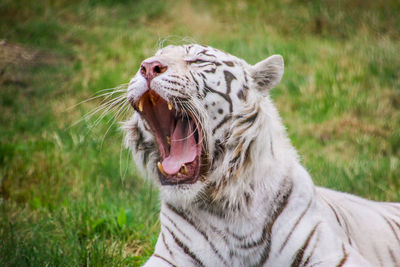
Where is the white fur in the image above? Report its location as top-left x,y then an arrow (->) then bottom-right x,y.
123,44 -> 400,266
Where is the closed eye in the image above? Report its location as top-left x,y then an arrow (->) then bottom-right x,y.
185,59 -> 210,64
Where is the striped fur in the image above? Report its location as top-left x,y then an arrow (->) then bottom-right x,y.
123,44 -> 400,266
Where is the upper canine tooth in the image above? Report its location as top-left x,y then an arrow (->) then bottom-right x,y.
157,162 -> 168,176
150,94 -> 156,106
168,102 -> 173,110
167,136 -> 171,145
138,98 -> 144,112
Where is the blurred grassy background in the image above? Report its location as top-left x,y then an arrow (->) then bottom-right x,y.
0,0 -> 399,265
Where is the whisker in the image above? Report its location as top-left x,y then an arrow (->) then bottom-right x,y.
98,100 -> 130,147
71,92 -> 127,128
80,103 -> 123,134
90,97 -> 128,132
119,136 -> 132,182
67,84 -> 128,111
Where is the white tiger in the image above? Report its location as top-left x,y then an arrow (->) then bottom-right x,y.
123,44 -> 400,266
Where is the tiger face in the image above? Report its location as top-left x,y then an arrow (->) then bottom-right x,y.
124,44 -> 284,205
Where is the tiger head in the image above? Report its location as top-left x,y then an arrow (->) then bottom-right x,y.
124,44 -> 285,207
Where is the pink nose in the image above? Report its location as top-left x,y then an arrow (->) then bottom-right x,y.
140,61 -> 168,83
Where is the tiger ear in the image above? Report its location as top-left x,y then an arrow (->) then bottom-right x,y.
251,55 -> 284,92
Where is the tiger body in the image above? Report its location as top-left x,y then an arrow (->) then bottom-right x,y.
123,44 -> 400,266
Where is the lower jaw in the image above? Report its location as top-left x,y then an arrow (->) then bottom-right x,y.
159,176 -> 199,185
158,161 -> 200,185
157,138 -> 203,186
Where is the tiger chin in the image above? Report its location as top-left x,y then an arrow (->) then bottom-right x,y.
122,44 -> 400,266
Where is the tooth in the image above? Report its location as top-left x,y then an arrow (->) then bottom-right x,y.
157,162 -> 168,176
167,136 -> 171,145
150,94 -> 156,106
181,164 -> 187,174
177,172 -> 183,177
168,102 -> 173,110
138,98 -> 144,112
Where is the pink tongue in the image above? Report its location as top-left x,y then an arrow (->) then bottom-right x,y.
161,119 -> 197,175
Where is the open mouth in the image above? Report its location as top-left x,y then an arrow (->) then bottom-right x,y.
132,90 -> 202,185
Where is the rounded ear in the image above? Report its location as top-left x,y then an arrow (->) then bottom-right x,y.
251,55 -> 284,92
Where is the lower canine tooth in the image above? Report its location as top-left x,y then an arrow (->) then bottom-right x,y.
168,102 -> 173,110
157,162 -> 168,176
181,164 -> 187,174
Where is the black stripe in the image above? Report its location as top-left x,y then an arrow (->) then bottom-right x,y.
336,244 -> 348,267
166,203 -> 198,228
334,205 -> 353,245
212,138 -> 226,164
222,61 -> 234,67
204,83 -> 233,112
153,254 -> 177,267
164,79 -> 185,87
238,110 -> 258,126
134,125 -> 155,164
229,140 -> 242,166
210,224 -> 230,246
212,114 -> 232,134
204,68 -> 216,73
391,219 -> 400,231
199,49 -> 216,58
270,137 -> 274,158
161,232 -> 174,259
141,141 -> 154,165
279,199 -> 313,253
161,211 -> 191,241
290,222 -> 321,267
388,247 -> 399,265
226,227 -> 248,241
242,139 -> 255,168
241,179 -> 293,249
164,225 -> 205,267
325,201 -> 343,227
342,209 -> 361,234
251,180 -> 294,266
196,197 -> 227,219
186,59 -> 210,65
382,216 -> 400,248
373,244 -> 384,266
243,70 -> 248,83
165,204 -> 228,265
189,71 -> 199,87
364,203 -> 400,254
223,70 -> 236,94
135,125 -> 144,151
237,89 -> 247,101
244,192 -> 252,207
162,85 -> 183,92
302,230 -> 320,266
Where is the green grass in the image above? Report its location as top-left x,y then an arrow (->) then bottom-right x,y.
0,0 -> 399,265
